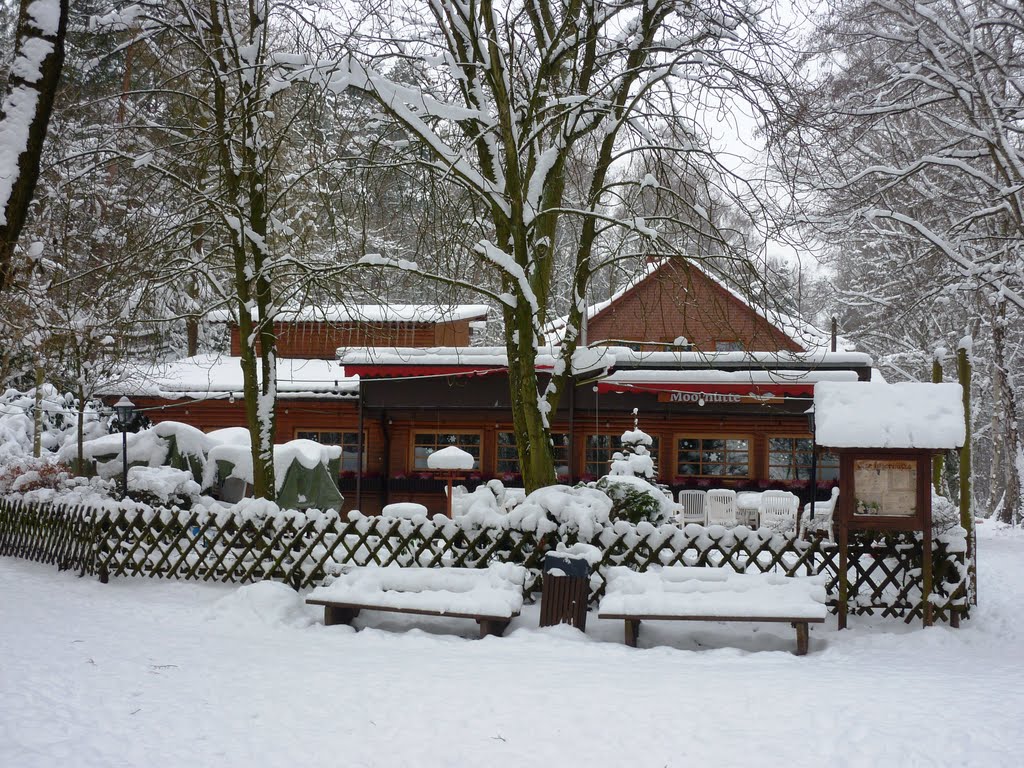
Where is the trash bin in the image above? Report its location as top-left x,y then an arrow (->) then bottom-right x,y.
539,552 -> 590,630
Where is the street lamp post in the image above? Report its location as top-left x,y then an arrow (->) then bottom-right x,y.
114,396 -> 136,499
807,407 -> 817,522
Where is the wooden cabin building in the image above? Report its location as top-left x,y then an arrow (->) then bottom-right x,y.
120,263 -> 871,514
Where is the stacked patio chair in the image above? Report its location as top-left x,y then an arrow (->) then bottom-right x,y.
758,490 -> 800,531
677,489 -> 707,525
705,489 -> 738,526
798,487 -> 839,541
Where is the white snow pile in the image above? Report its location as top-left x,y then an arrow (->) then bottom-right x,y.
152,421 -> 213,456
451,480 -> 525,523
202,439 -> 342,491
208,580 -> 318,629
127,466 -> 202,506
814,381 -> 966,449
206,427 -> 252,446
55,420 -> 209,477
426,445 -> 475,471
308,563 -> 527,618
381,502 -> 431,519
598,566 -> 829,619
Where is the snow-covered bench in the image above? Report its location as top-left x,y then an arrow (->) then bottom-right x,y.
597,566 -> 828,655
306,563 -> 527,638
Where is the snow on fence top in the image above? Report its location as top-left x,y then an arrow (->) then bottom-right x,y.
814,382 -> 965,449
427,445 -> 475,471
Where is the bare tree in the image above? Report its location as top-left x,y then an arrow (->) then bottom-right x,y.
332,0 -> 797,491
787,0 -> 1024,523
88,0 -> 376,499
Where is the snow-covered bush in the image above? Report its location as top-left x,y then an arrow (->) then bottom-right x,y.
507,485 -> 614,538
451,479 -> 526,522
127,467 -> 203,509
608,416 -> 656,480
596,474 -> 678,525
597,412 -> 677,524
932,492 -> 963,535
0,457 -> 74,494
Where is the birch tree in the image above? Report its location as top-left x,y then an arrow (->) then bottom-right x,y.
333,0 -> 796,491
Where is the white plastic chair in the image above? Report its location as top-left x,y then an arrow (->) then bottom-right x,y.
705,489 -> 738,526
799,487 -> 839,540
758,490 -> 800,531
677,489 -> 707,525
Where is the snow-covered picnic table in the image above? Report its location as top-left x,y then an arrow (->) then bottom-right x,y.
598,566 -> 829,655
306,563 -> 527,638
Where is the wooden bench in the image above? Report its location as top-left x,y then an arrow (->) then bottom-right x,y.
306,563 -> 527,639
598,566 -> 828,655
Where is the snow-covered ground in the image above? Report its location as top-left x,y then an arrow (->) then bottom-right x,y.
2,523 -> 1022,768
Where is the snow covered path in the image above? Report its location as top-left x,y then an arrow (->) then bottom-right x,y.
2,524 -> 1022,768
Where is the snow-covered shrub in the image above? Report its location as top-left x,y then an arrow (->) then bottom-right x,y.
507,485 -> 613,538
608,417 -> 656,480
597,412 -> 677,524
596,474 -> 677,525
0,457 -> 74,494
932,492 -> 963,535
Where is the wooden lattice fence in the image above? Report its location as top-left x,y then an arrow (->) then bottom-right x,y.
0,496 -> 968,623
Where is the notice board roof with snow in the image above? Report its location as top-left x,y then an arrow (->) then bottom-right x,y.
814,382 -> 965,450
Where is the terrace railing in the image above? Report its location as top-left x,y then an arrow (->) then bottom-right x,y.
0,496 -> 969,624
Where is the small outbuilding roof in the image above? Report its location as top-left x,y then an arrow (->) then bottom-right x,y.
813,382 -> 965,450
207,304 -> 490,324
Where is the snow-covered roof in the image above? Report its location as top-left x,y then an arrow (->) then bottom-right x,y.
602,368 -> 861,387
207,304 -> 490,324
814,382 -> 965,449
595,348 -> 873,370
339,345 -> 870,371
107,355 -> 359,401
545,258 -> 846,352
338,346 -> 617,376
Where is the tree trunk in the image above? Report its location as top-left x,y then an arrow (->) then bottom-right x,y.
932,357 -> 943,494
991,305 -> 1023,525
31,363 -> 43,458
207,0 -> 277,500
505,303 -> 555,492
0,0 -> 68,294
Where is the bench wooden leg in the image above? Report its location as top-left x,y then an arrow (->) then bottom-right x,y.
324,606 -> 360,626
625,619 -> 641,648
792,621 -> 809,655
477,619 -> 510,638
